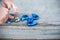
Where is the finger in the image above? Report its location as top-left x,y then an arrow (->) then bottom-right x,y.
8,14 -> 14,19
2,2 -> 12,10
11,3 -> 19,13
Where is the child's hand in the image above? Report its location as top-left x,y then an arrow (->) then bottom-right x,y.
0,0 -> 19,24
2,0 -> 18,13
0,7 -> 14,24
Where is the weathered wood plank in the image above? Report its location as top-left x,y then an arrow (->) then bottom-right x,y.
0,25 -> 60,39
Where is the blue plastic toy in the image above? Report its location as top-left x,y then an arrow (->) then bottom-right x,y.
21,13 -> 39,26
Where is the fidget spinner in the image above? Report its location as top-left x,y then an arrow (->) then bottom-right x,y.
21,14 -> 39,26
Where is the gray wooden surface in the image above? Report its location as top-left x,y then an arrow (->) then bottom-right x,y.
0,0 -> 60,39
0,25 -> 60,39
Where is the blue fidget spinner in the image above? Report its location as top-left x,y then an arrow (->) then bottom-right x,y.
21,14 -> 39,26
